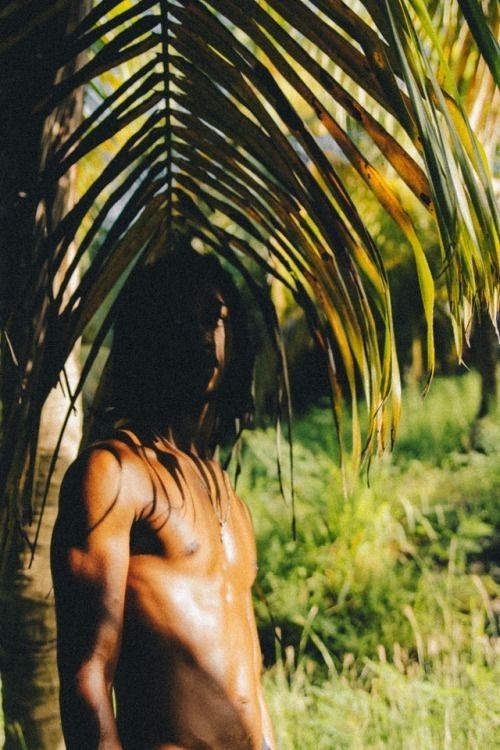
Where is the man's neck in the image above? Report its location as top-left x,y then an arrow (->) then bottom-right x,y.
158,400 -> 217,459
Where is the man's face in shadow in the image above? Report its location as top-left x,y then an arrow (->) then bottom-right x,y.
196,285 -> 232,395
168,284 -> 233,403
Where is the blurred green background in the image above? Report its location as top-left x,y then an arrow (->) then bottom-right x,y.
241,372 -> 499,749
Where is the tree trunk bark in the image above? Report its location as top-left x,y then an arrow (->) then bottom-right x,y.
406,331 -> 424,385
0,364 -> 82,749
0,2 -> 89,746
476,315 -> 498,419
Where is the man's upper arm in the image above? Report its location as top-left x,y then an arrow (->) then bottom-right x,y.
51,445 -> 135,685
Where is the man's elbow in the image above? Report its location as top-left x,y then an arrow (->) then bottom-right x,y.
60,660 -> 111,708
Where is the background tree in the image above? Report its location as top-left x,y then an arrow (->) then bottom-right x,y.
0,0 -> 498,747
0,3 -> 90,746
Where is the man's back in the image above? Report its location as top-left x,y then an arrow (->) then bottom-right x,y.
51,431 -> 272,750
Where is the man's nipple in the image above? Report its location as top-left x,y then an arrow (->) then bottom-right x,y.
185,540 -> 200,556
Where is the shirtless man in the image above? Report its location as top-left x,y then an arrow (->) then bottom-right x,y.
51,246 -> 275,750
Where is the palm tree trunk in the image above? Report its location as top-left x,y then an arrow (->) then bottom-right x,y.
0,367 -> 82,749
0,2 -> 89,746
476,315 -> 498,419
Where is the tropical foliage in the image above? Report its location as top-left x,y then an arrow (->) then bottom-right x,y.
0,2 -> 498,747
1,0 -> 498,563
243,373 -> 499,749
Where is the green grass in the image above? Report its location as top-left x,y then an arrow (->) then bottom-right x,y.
237,372 -> 499,749
263,654 -> 499,749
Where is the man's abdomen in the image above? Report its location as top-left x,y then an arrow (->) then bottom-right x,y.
115,559 -> 261,749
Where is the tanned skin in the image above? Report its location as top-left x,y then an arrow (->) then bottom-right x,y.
51,290 -> 275,750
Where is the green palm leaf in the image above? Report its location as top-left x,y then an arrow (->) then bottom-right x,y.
456,0 -> 500,85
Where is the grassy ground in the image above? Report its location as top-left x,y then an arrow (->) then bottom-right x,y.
237,373 -> 499,749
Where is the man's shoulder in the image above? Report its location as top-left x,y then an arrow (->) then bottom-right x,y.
67,434 -> 132,483
65,430 -> 182,509
60,433 -> 150,516
70,428 -> 154,477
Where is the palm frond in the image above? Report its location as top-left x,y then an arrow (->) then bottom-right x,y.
1,0 -> 498,562
456,0 -> 500,85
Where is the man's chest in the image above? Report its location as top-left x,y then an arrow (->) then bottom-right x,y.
128,455 -> 257,589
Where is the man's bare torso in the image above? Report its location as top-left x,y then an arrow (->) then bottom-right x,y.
115,432 -> 262,749
52,431 -> 271,750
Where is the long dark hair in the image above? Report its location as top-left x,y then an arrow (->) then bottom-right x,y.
108,243 -> 254,448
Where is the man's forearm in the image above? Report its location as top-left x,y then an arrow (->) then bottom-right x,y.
60,678 -> 122,750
